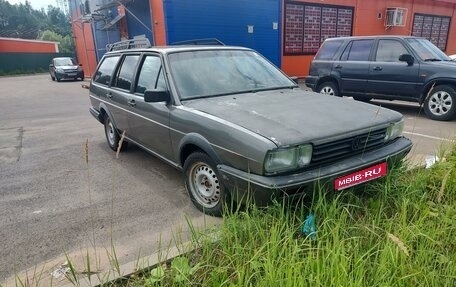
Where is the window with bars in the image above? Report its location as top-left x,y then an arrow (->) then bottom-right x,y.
284,1 -> 354,55
412,13 -> 451,51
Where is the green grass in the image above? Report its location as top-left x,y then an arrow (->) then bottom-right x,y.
123,143 -> 456,287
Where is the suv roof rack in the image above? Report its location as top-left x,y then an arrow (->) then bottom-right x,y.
106,38 -> 152,52
171,38 -> 225,46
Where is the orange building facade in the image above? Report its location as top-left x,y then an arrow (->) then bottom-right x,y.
70,0 -> 456,78
282,0 -> 456,77
0,37 -> 59,53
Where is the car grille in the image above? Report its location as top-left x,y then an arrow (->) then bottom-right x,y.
311,128 -> 387,165
64,69 -> 78,73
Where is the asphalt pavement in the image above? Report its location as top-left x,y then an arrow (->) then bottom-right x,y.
0,74 -> 454,286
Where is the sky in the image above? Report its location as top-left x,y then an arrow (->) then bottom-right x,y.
6,0 -> 57,10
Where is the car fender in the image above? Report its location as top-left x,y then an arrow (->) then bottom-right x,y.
177,133 -> 221,166
421,77 -> 456,103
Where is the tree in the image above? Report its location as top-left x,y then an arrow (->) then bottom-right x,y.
0,0 -> 74,52
38,29 -> 74,53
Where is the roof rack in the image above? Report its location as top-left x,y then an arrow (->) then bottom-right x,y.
106,38 -> 151,52
171,38 -> 225,46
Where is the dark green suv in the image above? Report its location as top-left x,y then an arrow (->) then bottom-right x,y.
305,36 -> 456,121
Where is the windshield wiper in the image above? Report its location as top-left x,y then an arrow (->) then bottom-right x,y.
180,86 -> 298,101
424,58 -> 442,62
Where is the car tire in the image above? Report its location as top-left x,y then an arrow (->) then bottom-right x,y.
50,74 -> 55,81
183,152 -> 229,217
424,85 -> 456,121
56,76 -> 61,82
353,96 -> 371,103
318,82 -> 339,97
104,116 -> 121,151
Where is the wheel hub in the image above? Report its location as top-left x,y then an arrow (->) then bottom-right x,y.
429,91 -> 452,115
190,163 -> 220,208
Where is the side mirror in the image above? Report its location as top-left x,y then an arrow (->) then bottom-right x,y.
79,63 -> 83,66
144,90 -> 170,103
399,54 -> 414,65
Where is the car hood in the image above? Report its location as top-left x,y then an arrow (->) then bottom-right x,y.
56,65 -> 79,69
183,89 -> 403,146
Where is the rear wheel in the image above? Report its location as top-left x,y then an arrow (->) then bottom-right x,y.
424,85 -> 456,121
318,82 -> 339,97
104,116 -> 121,151
183,152 -> 229,217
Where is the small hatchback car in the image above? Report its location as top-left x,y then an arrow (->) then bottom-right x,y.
306,36 -> 456,121
49,57 -> 84,82
89,42 -> 412,216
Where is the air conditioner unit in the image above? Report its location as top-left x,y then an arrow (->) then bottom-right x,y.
385,8 -> 407,27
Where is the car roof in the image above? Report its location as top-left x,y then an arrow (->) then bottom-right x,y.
324,35 -> 421,42
103,45 -> 253,56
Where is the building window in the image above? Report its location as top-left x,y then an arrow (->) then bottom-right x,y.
412,14 -> 451,51
284,1 -> 353,55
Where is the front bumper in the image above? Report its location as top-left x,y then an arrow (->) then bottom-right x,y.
56,71 -> 84,79
217,137 -> 412,205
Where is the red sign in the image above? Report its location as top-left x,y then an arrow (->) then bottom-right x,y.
335,162 -> 387,190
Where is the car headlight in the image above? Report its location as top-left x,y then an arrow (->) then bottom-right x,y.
264,144 -> 312,173
384,120 -> 404,142
55,68 -> 64,73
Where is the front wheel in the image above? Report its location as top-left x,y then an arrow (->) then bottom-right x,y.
318,82 -> 339,97
183,152 -> 229,217
424,85 -> 456,121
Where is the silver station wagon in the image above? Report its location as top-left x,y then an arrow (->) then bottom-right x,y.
89,42 -> 412,216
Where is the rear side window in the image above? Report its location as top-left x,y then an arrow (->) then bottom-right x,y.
113,55 -> 140,90
315,40 -> 343,60
135,55 -> 166,94
341,40 -> 374,61
93,56 -> 120,85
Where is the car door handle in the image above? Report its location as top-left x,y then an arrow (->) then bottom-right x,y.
127,99 -> 136,107
106,93 -> 113,99
373,66 -> 383,71
335,64 -> 342,69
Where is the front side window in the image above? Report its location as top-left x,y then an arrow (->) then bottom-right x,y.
284,2 -> 353,55
168,50 -> 295,100
113,55 -> 140,91
93,56 -> 120,85
342,40 -> 374,61
375,40 -> 408,62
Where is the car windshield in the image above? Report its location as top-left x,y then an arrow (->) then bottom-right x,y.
168,50 -> 296,100
55,58 -> 77,66
406,38 -> 451,61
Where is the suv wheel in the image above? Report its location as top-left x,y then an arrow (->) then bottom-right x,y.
183,152 -> 228,217
424,85 -> 456,121
104,116 -> 121,151
318,82 -> 339,97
